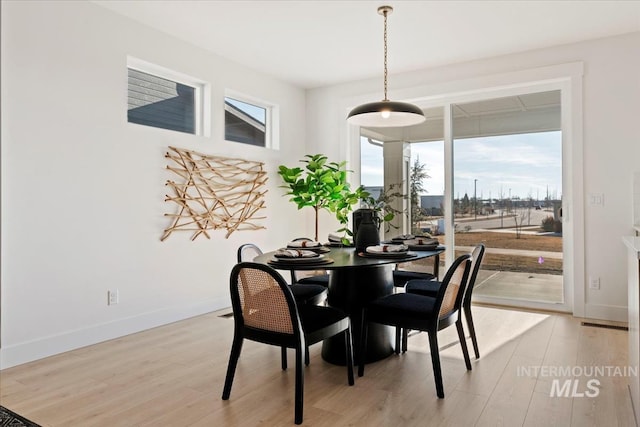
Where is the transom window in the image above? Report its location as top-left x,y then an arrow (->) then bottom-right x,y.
225,95 -> 271,147
127,57 -> 208,136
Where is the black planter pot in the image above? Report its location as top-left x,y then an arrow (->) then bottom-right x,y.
353,208 -> 381,251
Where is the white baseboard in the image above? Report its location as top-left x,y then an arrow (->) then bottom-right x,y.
0,298 -> 229,370
584,303 -> 628,323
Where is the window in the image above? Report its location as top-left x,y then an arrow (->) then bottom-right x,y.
127,57 -> 208,135
225,95 -> 271,147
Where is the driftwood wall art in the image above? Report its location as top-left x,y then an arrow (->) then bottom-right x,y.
161,146 -> 267,241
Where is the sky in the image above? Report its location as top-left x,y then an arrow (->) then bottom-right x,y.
225,97 -> 265,124
361,131 -> 562,201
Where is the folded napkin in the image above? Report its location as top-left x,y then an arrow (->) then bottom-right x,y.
274,248 -> 319,258
328,233 -> 342,242
287,239 -> 321,248
366,244 -> 408,254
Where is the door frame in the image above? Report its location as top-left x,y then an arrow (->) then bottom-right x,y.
349,62 -> 584,315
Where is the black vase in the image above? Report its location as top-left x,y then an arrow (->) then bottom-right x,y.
353,208 -> 380,251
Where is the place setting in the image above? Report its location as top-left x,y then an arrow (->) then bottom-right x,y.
358,243 -> 417,259
389,234 -> 441,251
268,247 -> 334,267
286,238 -> 331,253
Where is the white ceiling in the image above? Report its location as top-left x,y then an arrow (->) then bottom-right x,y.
93,0 -> 640,89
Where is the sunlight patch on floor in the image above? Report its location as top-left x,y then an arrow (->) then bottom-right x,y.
406,306 -> 551,359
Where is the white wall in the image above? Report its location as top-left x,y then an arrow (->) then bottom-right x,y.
307,32 -> 640,322
0,1 -> 315,368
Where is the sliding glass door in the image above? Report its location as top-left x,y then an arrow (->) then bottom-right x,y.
360,88 -> 570,311
451,91 -> 563,305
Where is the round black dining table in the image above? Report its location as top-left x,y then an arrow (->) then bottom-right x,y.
253,245 -> 445,365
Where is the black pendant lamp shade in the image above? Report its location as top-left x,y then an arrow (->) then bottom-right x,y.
347,100 -> 426,127
347,6 -> 425,128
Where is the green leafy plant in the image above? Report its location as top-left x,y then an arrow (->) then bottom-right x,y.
278,154 -> 365,242
358,183 -> 406,233
410,156 -> 430,234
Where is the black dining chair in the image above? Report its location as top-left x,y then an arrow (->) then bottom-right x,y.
393,263 -> 437,286
392,252 -> 440,288
405,244 -> 485,358
358,253 -> 472,398
237,243 -> 327,367
222,262 -> 354,425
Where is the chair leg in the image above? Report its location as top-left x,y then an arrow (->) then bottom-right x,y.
402,328 -> 408,353
464,305 -> 480,359
294,345 -> 305,425
305,345 -> 310,366
427,330 -> 444,398
395,327 -> 401,354
358,310 -> 369,377
281,346 -> 288,370
344,327 -> 355,385
222,333 -> 244,400
456,319 -> 472,371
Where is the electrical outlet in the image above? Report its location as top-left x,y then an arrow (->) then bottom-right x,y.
589,277 -> 600,290
108,289 -> 119,305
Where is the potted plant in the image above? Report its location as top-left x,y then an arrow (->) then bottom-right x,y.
358,183 -> 405,232
351,183 -> 406,250
278,154 -> 365,242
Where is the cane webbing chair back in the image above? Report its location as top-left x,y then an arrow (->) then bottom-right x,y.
438,259 -> 469,319
236,265 -> 294,334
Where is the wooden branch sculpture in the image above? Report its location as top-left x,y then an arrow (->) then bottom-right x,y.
161,146 -> 267,241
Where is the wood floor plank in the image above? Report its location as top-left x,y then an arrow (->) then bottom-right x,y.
0,306 -> 633,426
523,390 -> 573,427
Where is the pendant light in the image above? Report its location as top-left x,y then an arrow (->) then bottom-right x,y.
347,5 -> 425,128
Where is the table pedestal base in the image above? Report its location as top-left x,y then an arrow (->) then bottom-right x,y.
321,265 -> 394,365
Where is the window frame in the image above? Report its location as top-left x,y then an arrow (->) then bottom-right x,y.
224,90 -> 277,149
127,56 -> 210,137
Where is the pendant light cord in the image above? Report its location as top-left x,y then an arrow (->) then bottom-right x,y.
382,8 -> 389,101
346,5 -> 425,127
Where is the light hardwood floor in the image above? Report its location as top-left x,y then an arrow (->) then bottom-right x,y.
1,306 -> 635,426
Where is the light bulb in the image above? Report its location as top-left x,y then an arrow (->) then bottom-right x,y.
381,110 -> 391,119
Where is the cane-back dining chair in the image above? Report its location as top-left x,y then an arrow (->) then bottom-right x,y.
392,256 -> 439,288
222,262 -> 354,424
404,244 -> 485,358
358,253 -> 472,398
237,243 -> 327,367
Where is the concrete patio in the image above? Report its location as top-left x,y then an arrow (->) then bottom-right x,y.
472,269 -> 563,304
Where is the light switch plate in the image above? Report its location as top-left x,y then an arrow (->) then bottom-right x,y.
589,193 -> 604,206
